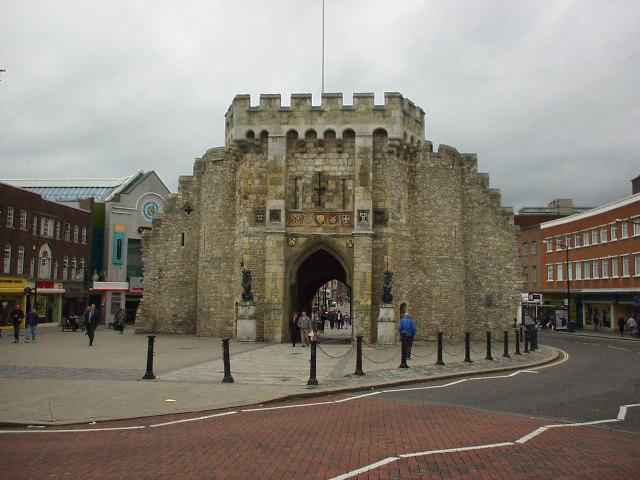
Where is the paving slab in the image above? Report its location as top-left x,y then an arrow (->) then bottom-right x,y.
0,326 -> 558,425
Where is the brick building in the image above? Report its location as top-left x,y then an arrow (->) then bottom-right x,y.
540,193 -> 640,330
0,183 -> 92,328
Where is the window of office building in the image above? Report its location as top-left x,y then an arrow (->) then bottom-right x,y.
602,258 -> 609,278
568,261 -> 573,281
621,221 -> 628,239
19,209 -> 27,230
556,263 -> 563,281
610,223 -> 617,241
522,242 -> 528,256
17,244 -> 24,274
622,255 -> 630,277
523,266 -> 528,282
600,226 -> 607,243
32,216 -> 38,235
547,264 -> 553,281
583,231 -> 590,247
575,261 -> 582,280
583,260 -> 591,279
65,223 -> 70,241
574,233 -> 581,248
531,241 -> 537,255
545,238 -> 552,253
612,256 -> 619,278
3,243 -> 11,273
73,225 -> 79,243
591,228 -> 598,244
555,237 -> 562,251
592,259 -> 599,279
634,254 -> 640,277
532,265 -> 538,282
633,217 -> 640,236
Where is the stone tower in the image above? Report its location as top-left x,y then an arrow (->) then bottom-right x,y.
136,93 -> 520,342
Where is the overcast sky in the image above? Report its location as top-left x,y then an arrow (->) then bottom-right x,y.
1,0 -> 639,211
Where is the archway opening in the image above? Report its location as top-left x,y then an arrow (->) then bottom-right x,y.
312,279 -> 352,343
289,248 -> 352,344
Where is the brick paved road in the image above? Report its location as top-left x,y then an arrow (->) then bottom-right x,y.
1,334 -> 638,479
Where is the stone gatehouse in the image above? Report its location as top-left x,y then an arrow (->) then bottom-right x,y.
136,92 -> 520,342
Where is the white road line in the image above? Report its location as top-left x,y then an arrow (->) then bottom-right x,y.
329,403 -> 640,479
0,425 -> 145,434
607,346 -> 631,351
400,441 -> 514,459
383,379 -> 468,393
242,401 -> 334,412
333,391 -> 380,403
328,456 -> 399,480
149,411 -> 237,427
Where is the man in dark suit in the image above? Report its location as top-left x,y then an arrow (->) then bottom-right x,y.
88,304 -> 100,346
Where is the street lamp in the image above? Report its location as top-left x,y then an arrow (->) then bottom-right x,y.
543,237 -> 572,329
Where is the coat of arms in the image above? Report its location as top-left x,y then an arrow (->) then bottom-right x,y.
328,213 -> 339,225
315,213 -> 326,225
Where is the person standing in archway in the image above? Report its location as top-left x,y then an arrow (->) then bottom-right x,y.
289,311 -> 300,347
298,311 -> 311,347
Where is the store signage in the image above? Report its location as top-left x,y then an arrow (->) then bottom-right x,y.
129,277 -> 144,293
35,280 -> 55,289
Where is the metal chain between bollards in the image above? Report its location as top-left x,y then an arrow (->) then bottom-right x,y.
361,349 -> 401,364
316,343 -> 355,359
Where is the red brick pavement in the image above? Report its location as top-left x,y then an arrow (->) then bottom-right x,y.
1,397 -> 637,480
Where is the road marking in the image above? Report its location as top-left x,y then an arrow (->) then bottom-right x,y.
329,456 -> 399,480
333,391 -> 380,403
149,410 -> 237,427
607,346 -> 631,351
329,403 -> 640,479
526,348 -> 569,371
0,425 -> 145,434
399,441 -> 514,458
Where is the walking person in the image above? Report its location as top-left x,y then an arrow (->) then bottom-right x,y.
10,303 -> 24,343
114,307 -> 126,333
25,307 -> 38,343
627,315 -> 637,338
87,304 -> 100,346
298,311 -> 311,347
398,312 -> 416,359
617,316 -> 625,337
289,311 -> 299,347
82,305 -> 91,331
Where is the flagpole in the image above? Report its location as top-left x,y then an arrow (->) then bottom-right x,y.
321,0 -> 325,94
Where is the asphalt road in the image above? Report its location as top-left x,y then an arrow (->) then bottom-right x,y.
379,332 -> 640,433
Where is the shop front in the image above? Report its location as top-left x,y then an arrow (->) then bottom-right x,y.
62,281 -> 89,320
92,281 -> 129,325
126,277 -> 143,324
581,292 -> 640,332
0,275 -> 26,329
31,280 -> 64,324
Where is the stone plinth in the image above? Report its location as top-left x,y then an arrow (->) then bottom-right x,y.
237,302 -> 257,342
377,304 -> 396,344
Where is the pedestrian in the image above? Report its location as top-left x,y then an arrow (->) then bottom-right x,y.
311,313 -> 321,343
289,311 -> 299,347
593,312 -> 600,331
83,305 -> 91,331
10,303 -> 24,343
87,304 -> 100,346
617,316 -> 625,337
114,307 -> 126,333
627,316 -> 637,338
297,310 -> 311,347
398,312 -> 417,359
25,307 -> 38,343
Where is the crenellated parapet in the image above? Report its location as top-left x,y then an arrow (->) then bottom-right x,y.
225,92 -> 425,147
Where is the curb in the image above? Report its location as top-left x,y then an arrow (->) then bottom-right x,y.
0,347 -> 561,429
541,330 -> 639,343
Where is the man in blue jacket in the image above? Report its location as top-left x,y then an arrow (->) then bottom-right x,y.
398,313 -> 417,359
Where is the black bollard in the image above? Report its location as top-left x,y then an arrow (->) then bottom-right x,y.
485,331 -> 493,360
464,332 -> 472,363
532,329 -> 538,351
436,331 -> 445,366
503,331 -> 510,358
354,336 -> 364,376
399,333 -> 408,368
143,335 -> 156,380
515,329 -> 521,355
524,329 -> 530,353
222,338 -> 234,383
308,340 -> 319,385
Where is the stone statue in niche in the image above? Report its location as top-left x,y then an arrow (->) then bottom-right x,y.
241,263 -> 253,302
382,271 -> 393,304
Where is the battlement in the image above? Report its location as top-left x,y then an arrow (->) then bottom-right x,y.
225,92 -> 425,146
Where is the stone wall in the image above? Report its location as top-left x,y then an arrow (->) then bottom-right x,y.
137,93 -> 519,343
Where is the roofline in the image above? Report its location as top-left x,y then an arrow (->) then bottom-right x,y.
540,193 -> 640,230
103,170 -> 144,202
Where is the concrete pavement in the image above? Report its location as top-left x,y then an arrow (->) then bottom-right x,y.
0,325 -> 557,425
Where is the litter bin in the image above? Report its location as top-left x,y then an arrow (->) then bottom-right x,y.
568,321 -> 576,332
